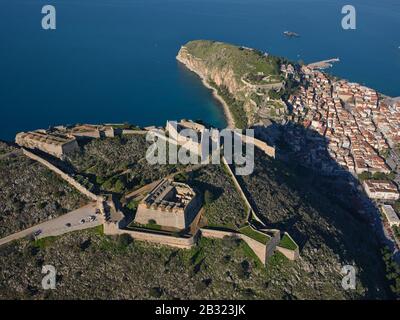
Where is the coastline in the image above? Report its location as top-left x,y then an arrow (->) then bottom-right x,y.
176,56 -> 236,129
200,77 -> 236,129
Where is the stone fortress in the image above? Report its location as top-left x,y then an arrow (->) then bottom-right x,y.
14,124 -> 135,159
15,130 -> 79,159
11,120 -> 299,266
134,179 -> 201,230
165,119 -> 276,159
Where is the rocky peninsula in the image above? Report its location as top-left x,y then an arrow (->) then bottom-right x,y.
177,40 -> 292,128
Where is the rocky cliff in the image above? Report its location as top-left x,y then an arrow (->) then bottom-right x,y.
177,40 -> 289,128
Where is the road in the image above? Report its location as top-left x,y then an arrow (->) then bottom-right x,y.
0,202 -> 102,247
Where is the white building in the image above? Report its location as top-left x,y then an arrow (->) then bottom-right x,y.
363,180 -> 400,201
381,205 -> 400,227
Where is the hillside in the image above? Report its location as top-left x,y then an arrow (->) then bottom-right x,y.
0,136 -> 394,299
0,142 -> 87,238
177,40 -> 295,128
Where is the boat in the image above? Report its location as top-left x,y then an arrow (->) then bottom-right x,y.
284,31 -> 300,38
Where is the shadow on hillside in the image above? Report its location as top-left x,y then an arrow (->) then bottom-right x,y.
235,121 -> 398,298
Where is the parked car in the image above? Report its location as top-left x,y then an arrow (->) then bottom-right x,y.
33,230 -> 42,238
95,209 -> 101,215
65,223 -> 72,228
89,215 -> 96,222
80,219 -> 85,225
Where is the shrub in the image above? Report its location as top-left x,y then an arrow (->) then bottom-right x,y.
149,287 -> 163,298
118,234 -> 133,247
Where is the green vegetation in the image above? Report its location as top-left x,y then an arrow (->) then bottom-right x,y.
90,224 -> 104,236
209,81 -> 248,128
99,234 -> 134,254
174,172 -> 189,183
393,200 -> 400,214
67,135 -> 186,195
266,251 -> 289,268
117,234 -> 134,247
239,225 -> 269,244
381,247 -> 400,298
240,241 -> 263,268
357,171 -> 396,182
128,220 -> 163,232
33,236 -> 57,249
146,220 -> 162,231
279,234 -> 298,251
190,165 -> 247,228
183,40 -> 298,125
185,40 -> 281,80
0,221 -> 381,299
393,226 -> 400,241
126,199 -> 139,212
380,148 -> 391,159
268,89 -> 284,100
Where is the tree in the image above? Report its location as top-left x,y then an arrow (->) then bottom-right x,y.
114,177 -> 126,193
381,247 -> 400,298
357,172 -> 372,181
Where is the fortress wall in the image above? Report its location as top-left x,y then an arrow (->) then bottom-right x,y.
61,140 -> 80,155
200,228 -> 268,265
200,228 -> 238,239
237,133 -> 275,158
253,139 -> 276,158
122,130 -> 148,135
239,234 -> 267,264
22,149 -> 99,201
16,133 -> 80,159
266,230 -> 281,261
72,131 -> 101,139
166,121 -> 202,155
275,232 -> 300,261
221,156 -> 258,219
104,223 -> 197,249
276,246 -> 300,261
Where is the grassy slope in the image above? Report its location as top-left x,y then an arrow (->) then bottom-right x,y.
0,140 -> 391,299
0,228 -> 362,300
184,40 -> 282,81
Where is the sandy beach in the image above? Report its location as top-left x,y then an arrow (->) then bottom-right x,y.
176,57 -> 236,129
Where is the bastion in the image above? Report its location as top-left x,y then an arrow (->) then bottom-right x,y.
134,179 -> 201,230
15,130 -> 79,159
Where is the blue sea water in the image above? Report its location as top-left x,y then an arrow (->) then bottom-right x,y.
0,0 -> 399,140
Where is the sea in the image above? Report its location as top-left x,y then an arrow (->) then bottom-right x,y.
0,0 -> 399,140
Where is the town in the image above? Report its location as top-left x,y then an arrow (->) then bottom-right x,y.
284,62 -> 400,251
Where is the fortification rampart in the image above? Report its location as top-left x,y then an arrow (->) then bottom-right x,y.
200,228 -> 276,265
276,233 -> 300,261
104,223 -> 198,249
22,148 -> 99,201
276,246 -> 300,261
221,156 -> 263,223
